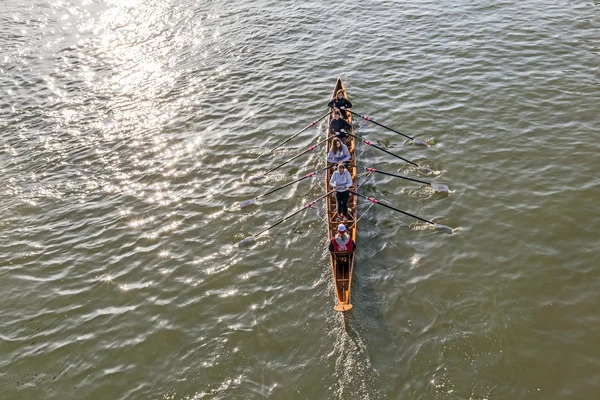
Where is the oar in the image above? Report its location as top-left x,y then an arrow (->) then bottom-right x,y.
249,135 -> 334,182
345,132 -> 433,173
348,190 -> 454,233
350,111 -> 428,146
238,190 -> 335,246
262,112 -> 330,156
240,166 -> 330,208
348,164 -> 449,192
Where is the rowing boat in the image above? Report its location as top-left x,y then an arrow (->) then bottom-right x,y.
238,79 -> 454,314
327,78 -> 357,312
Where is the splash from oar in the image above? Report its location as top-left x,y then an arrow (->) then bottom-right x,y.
348,190 -> 454,233
237,190 -> 335,246
350,111 -> 429,146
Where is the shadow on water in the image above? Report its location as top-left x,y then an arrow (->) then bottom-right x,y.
324,238 -> 393,400
344,250 -> 390,339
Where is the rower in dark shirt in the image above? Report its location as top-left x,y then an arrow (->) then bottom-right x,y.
327,89 -> 353,121
329,110 -> 352,145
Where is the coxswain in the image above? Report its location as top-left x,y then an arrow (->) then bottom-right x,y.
327,89 -> 353,121
329,163 -> 352,221
329,110 -> 352,145
329,224 -> 355,252
327,137 -> 350,165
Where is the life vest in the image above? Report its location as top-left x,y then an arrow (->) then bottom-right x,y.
331,234 -> 354,252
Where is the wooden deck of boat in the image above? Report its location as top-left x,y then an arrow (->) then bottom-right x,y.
326,78 -> 357,313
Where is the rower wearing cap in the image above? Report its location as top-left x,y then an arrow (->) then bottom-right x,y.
329,162 -> 353,221
329,224 -> 355,252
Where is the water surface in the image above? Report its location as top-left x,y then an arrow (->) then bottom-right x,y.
1,0 -> 599,399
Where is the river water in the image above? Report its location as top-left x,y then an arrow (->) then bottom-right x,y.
1,1 -> 599,399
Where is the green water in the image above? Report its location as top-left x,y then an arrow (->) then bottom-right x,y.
1,0 -> 599,399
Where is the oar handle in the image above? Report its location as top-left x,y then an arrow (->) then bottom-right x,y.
252,190 -> 335,237
350,111 -> 416,141
267,112 -> 329,154
348,190 -> 434,225
346,132 -> 420,168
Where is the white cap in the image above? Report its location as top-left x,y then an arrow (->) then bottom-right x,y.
337,224 -> 347,232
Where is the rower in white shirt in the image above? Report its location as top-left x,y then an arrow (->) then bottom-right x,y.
327,138 -> 350,165
329,163 -> 353,221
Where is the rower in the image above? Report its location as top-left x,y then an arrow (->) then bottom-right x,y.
329,163 -> 352,221
329,109 -> 352,145
327,137 -> 350,165
328,89 -> 353,121
329,224 -> 355,252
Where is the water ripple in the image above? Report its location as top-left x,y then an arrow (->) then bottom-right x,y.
1,0 -> 600,399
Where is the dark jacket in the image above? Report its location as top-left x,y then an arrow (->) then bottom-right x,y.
329,118 -> 352,139
328,97 -> 353,119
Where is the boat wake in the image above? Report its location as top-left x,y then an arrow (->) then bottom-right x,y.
328,319 -> 382,400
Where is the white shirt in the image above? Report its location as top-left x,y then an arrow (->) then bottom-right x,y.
329,170 -> 352,192
327,144 -> 350,164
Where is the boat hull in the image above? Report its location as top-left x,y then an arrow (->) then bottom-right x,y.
326,78 -> 357,312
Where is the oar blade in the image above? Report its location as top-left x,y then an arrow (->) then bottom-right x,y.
419,166 -> 434,174
239,199 -> 255,208
413,138 -> 429,147
433,223 -> 454,234
430,183 -> 449,193
237,236 -> 256,247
